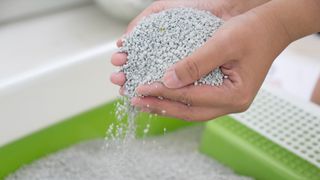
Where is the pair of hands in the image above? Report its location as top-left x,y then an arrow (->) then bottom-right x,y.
110,0 -> 308,121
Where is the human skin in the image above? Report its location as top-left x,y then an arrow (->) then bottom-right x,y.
110,0 -> 270,67
311,77 -> 320,105
111,0 -> 320,121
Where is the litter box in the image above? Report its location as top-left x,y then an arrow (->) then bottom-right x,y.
1,87 -> 320,180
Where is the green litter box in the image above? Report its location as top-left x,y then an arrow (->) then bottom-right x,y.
1,89 -> 320,180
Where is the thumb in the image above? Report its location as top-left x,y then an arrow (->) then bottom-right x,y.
162,35 -> 229,88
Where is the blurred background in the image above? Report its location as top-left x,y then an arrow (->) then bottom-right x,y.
0,0 -> 319,146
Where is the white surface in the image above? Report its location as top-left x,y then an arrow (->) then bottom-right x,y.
289,34 -> 320,60
0,5 -> 125,86
265,35 -> 320,101
0,5 -> 125,146
0,0 -> 91,24
95,0 -> 151,22
232,86 -> 320,168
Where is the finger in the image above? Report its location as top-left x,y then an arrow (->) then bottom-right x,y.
131,96 -> 226,121
110,72 -> 126,86
136,81 -> 234,107
162,28 -> 232,89
116,39 -> 123,47
126,0 -> 201,33
119,87 -> 125,96
111,53 -> 127,66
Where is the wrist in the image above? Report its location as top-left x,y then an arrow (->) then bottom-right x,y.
236,4 -> 292,64
220,0 -> 270,17
258,0 -> 320,41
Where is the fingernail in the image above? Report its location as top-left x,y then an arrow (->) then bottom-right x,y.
163,70 -> 182,88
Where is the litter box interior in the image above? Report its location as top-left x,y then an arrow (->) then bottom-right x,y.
1,90 -> 320,180
0,99 -> 194,179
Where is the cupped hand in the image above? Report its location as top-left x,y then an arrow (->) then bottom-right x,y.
110,0 -> 294,121
110,0 -> 270,89
132,8 -> 291,121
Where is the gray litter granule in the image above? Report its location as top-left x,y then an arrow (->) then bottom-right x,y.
120,8 -> 224,98
6,126 -> 251,180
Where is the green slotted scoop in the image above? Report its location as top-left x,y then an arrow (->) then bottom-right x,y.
200,89 -> 320,180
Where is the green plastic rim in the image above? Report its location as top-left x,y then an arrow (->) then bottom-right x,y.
2,100 -> 319,180
0,100 -> 194,179
200,116 -> 320,180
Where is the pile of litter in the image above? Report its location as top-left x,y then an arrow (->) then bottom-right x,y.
6,126 -> 251,180
114,8 -> 225,139
120,8 -> 224,98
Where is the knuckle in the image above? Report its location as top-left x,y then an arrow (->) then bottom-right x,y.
215,29 -> 242,58
228,82 -> 253,113
184,59 -> 200,81
153,84 -> 164,96
234,93 -> 252,112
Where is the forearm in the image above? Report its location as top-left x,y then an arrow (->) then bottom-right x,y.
255,0 -> 320,42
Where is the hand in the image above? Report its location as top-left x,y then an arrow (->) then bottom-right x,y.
110,0 -> 277,121
111,0 -> 320,121
131,9 -> 291,121
110,0 -> 270,92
